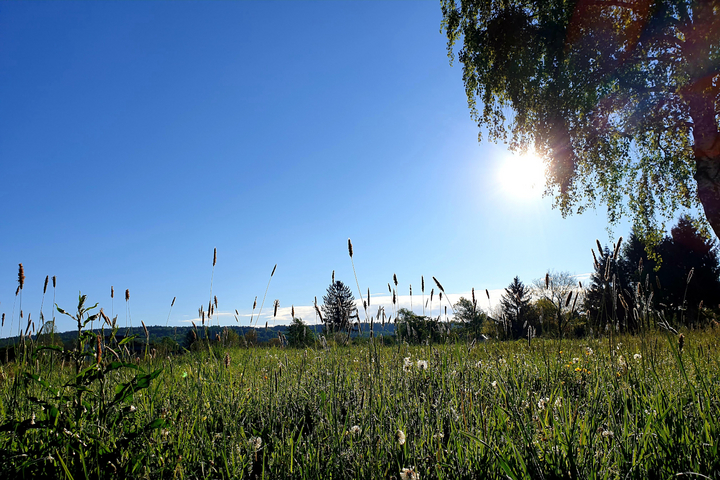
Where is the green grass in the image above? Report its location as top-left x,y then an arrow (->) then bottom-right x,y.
2,330 -> 719,479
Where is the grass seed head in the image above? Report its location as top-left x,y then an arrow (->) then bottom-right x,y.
18,264 -> 25,290
433,276 -> 445,293
52,275 -> 56,288
125,289 -> 130,302
348,238 -> 353,257
613,236 -> 623,260
43,275 -> 49,294
213,247 -> 217,267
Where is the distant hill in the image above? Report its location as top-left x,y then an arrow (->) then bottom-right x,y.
0,322 -> 397,350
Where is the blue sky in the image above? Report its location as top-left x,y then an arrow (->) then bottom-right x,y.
0,1 -> 634,335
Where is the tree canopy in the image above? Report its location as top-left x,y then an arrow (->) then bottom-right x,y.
441,0 -> 720,240
585,215 -> 720,331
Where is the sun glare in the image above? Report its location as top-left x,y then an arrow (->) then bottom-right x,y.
497,152 -> 546,200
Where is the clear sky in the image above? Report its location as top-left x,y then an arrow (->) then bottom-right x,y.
0,1 -> 634,336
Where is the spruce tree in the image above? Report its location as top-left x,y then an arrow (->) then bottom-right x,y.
321,281 -> 357,333
499,277 -> 531,340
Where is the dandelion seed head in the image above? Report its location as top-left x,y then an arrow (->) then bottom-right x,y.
400,467 -> 419,480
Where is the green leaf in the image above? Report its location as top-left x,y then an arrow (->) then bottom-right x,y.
24,372 -> 60,397
144,418 -> 167,431
33,345 -> 64,357
105,361 -> 140,373
118,335 -> 138,346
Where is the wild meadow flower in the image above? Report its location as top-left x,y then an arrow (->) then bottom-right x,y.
416,360 -> 428,370
249,436 -> 262,452
554,397 -> 562,408
572,357 -> 580,364
403,357 -> 413,372
537,397 -> 550,410
491,381 -> 498,389
618,355 -> 629,370
396,429 -> 406,446
601,430 -> 614,439
400,467 -> 420,480
634,353 -> 642,360
585,347 -> 594,356
475,360 -> 483,368
349,425 -> 361,435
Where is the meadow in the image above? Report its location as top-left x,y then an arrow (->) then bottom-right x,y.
1,309 -> 719,479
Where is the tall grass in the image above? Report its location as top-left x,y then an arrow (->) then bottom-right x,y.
1,322 -> 719,478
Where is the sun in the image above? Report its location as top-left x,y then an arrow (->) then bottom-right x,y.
497,151 -> 547,199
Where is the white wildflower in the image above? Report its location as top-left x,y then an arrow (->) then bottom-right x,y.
634,353 -> 642,360
554,397 -> 562,408
538,397 -> 550,410
491,381 -> 498,389
403,357 -> 412,367
396,429 -> 406,446
475,360 -> 483,368
249,436 -> 262,452
618,355 -> 629,369
585,347 -> 593,356
400,466 -> 420,480
349,425 -> 361,435
572,357 -> 580,364
416,360 -> 428,370
601,430 -> 614,439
